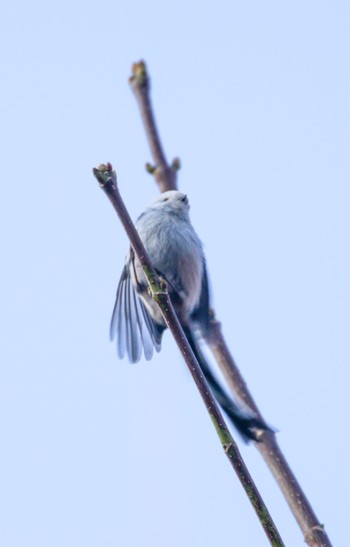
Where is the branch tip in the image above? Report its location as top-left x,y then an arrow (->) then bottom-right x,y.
129,60 -> 149,90
92,162 -> 117,188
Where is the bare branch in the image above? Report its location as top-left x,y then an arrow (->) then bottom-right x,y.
129,61 -> 179,192
129,61 -> 333,547
93,163 -> 285,547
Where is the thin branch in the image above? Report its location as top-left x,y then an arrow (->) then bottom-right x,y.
128,60 -> 333,547
93,163 -> 284,547
129,61 -> 179,192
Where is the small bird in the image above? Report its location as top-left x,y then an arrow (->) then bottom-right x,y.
110,190 -> 268,441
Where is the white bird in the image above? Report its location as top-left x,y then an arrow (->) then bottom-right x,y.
110,190 -> 268,441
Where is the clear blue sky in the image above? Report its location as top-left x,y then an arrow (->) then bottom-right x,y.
1,1 -> 349,545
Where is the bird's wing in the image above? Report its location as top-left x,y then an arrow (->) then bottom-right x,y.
110,265 -> 163,363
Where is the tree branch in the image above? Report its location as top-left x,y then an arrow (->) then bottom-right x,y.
129,61 -> 179,192
128,60 -> 333,547
93,163 -> 284,547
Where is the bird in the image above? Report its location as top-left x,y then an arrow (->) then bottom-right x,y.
110,190 -> 269,441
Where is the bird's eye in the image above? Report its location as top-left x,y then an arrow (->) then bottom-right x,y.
163,197 -> 169,202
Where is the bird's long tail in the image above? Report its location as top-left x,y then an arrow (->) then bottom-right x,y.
183,327 -> 270,442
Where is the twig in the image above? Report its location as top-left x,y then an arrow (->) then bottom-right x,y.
128,60 -> 333,547
129,61 -> 179,193
93,163 -> 284,547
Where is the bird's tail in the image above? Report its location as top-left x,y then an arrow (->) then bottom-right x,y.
183,327 -> 270,442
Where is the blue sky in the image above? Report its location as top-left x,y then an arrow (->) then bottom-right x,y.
1,1 -> 349,545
